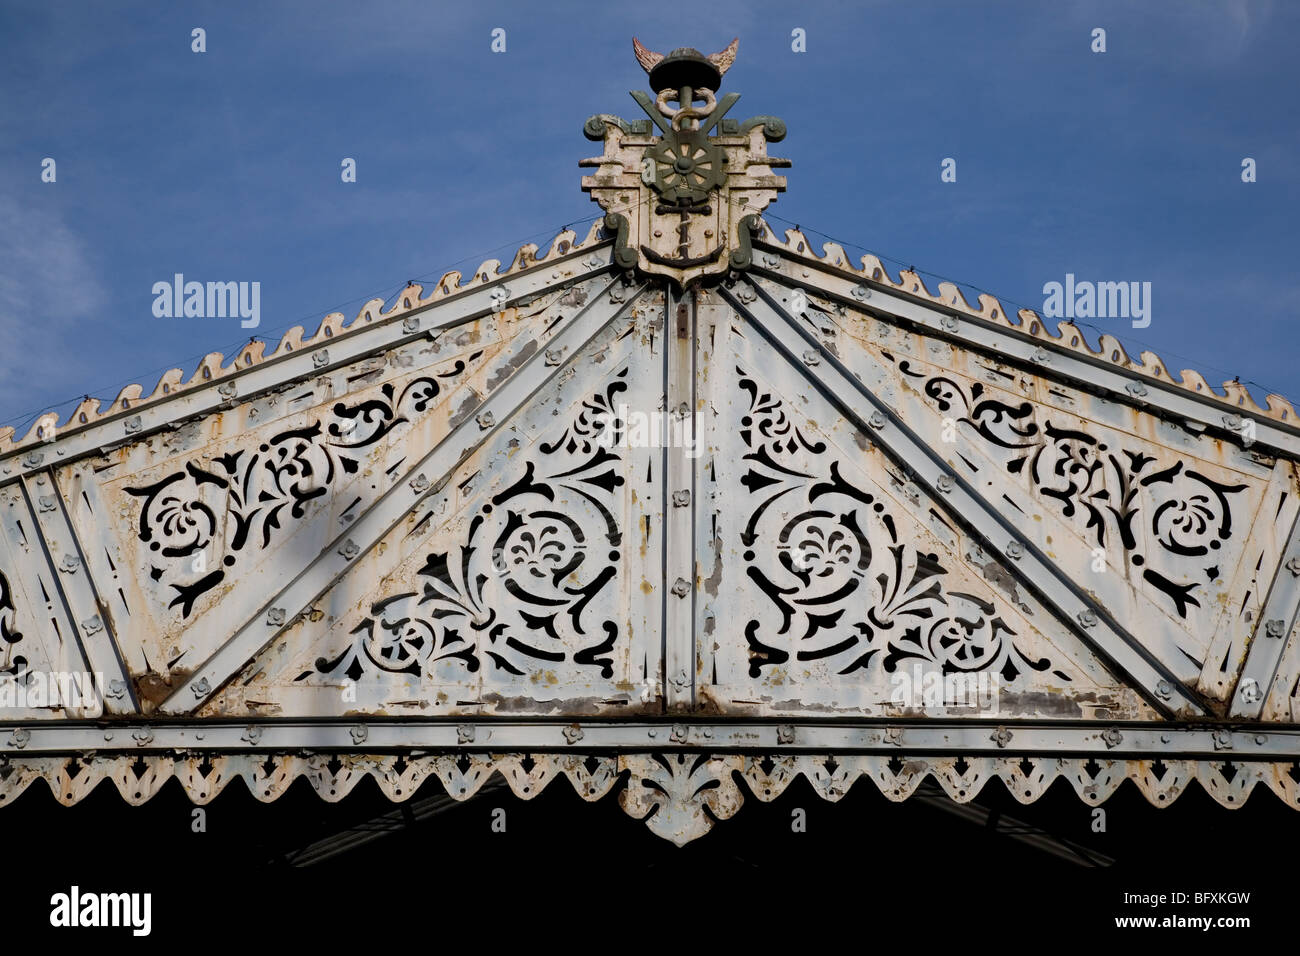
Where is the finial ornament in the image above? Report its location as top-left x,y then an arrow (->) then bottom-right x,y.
580,38 -> 790,288
631,37 -> 662,72
632,37 -> 738,92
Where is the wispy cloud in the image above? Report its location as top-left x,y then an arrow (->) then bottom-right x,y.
0,194 -> 105,424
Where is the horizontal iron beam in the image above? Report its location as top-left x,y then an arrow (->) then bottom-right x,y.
0,719 -> 1296,759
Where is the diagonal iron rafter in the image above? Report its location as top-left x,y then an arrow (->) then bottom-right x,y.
13,472 -> 136,714
161,276 -> 650,715
0,243 -> 618,484
718,276 -> 1208,719
1230,510 -> 1300,718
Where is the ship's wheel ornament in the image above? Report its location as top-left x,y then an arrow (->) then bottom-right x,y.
581,38 -> 790,287
643,133 -> 725,204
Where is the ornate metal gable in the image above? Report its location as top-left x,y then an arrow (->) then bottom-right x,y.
3,40 -> 1300,845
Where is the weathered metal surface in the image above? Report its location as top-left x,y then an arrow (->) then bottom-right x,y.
731,253 -> 1300,715
582,39 -> 786,287
192,280 -> 667,718
703,281 -> 1183,718
4,718 -> 1300,757
3,39 -> 1300,844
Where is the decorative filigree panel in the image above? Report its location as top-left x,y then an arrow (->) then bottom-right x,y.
913,365 -> 1257,623
734,368 -> 1067,682
198,295 -> 666,717
315,372 -> 631,682
52,292 -> 594,708
123,375 -> 446,618
812,305 -> 1299,702
694,311 -> 1152,719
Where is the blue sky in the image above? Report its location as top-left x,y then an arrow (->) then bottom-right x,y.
1,0 -> 1295,435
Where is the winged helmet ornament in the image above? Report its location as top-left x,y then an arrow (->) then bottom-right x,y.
632,37 -> 739,91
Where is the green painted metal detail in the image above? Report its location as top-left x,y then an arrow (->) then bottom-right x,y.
648,46 -> 723,94
643,131 -> 726,204
735,115 -> 787,142
583,113 -> 652,141
583,45 -> 789,283
730,214 -> 764,271
602,213 -> 638,270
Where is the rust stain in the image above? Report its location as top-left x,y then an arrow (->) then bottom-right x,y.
133,670 -> 184,708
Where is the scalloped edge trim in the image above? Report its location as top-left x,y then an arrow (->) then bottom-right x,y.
0,222 -> 608,455
757,225 -> 1297,427
0,751 -> 1293,845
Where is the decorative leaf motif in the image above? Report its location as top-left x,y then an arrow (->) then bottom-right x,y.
619,754 -> 744,846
